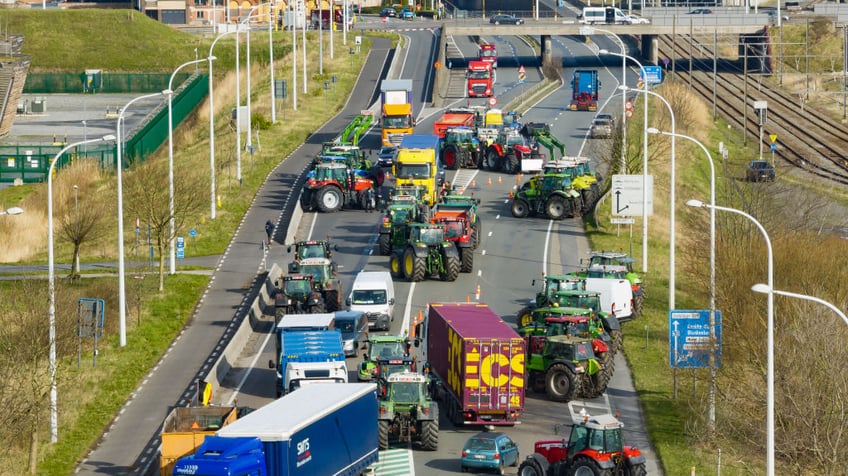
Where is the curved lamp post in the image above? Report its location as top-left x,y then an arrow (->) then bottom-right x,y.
48,134 -> 116,443
688,199 -> 774,476
752,284 -> 848,327
209,31 -> 236,220
116,90 -> 167,348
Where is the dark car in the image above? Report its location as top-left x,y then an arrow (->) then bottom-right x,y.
745,160 -> 776,182
380,7 -> 397,17
460,432 -> 519,474
687,8 -> 713,14
377,146 -> 398,167
489,14 -> 524,25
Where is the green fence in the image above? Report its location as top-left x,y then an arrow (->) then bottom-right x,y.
0,74 -> 209,183
24,73 -> 192,94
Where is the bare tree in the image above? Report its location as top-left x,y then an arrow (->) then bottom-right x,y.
122,160 -> 207,291
57,183 -> 107,277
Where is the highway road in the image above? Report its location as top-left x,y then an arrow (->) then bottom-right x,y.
212,28 -> 662,476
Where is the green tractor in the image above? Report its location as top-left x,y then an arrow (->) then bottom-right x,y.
526,335 -> 609,403
273,274 -> 327,317
286,239 -> 338,273
377,195 -> 423,256
292,257 -> 341,312
358,335 -> 412,381
378,371 -> 439,451
441,126 -> 483,170
546,290 -> 623,354
516,275 -> 588,327
511,173 -> 583,220
389,224 -> 460,282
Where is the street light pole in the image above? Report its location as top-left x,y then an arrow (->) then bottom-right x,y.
209,32 -> 234,220
168,57 -> 210,275
48,134 -> 115,443
269,4 -> 276,124
116,91 -> 167,347
688,199 -> 773,476
752,284 -> 848,328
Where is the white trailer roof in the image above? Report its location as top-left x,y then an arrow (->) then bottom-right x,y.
216,383 -> 376,441
276,313 -> 335,330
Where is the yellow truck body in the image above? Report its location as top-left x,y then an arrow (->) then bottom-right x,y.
159,406 -> 239,476
394,134 -> 442,206
381,79 -> 414,146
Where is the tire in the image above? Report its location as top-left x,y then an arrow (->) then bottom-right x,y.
378,420 -> 390,450
546,195 -> 568,220
505,153 -> 520,174
404,246 -> 426,282
442,251 -> 460,282
511,199 -> 530,218
317,186 -> 343,213
546,363 -> 578,402
378,233 -> 391,256
471,219 -> 481,248
581,189 -> 595,214
633,293 -> 645,317
566,456 -> 606,476
458,149 -> 469,168
307,302 -> 325,314
625,462 -> 648,476
517,306 -> 534,327
390,253 -> 403,278
580,365 -> 609,399
518,458 -> 545,476
497,461 -> 505,475
610,329 -> 623,355
300,189 -> 316,212
443,145 -> 460,170
323,289 -> 340,312
420,419 -> 439,451
460,247 -> 473,273
486,149 -> 500,170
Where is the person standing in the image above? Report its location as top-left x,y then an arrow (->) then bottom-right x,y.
265,220 -> 275,247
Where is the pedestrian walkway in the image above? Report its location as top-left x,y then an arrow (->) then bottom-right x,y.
74,37 -> 394,476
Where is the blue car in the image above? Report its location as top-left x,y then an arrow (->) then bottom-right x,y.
460,432 -> 519,474
400,7 -> 415,20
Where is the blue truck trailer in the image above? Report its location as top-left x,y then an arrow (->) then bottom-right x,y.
171,383 -> 379,476
270,329 -> 347,397
569,69 -> 600,111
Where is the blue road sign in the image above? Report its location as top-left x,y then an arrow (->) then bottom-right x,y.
669,310 -> 722,369
641,65 -> 663,85
189,228 -> 197,237
176,236 -> 185,259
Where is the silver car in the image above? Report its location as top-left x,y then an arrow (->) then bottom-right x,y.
589,118 -> 613,138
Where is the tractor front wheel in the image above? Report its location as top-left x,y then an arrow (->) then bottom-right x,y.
442,251 -> 460,282
545,195 -> 568,220
505,153 -> 520,174
545,363 -> 578,402
517,458 -> 544,476
378,234 -> 391,255
567,455 -> 606,476
517,307 -> 534,327
378,420 -> 390,450
390,253 -> 403,278
460,247 -> 473,273
443,145 -> 460,170
486,149 -> 501,170
625,462 -> 648,476
404,247 -> 426,282
511,199 -> 530,218
317,186 -> 343,213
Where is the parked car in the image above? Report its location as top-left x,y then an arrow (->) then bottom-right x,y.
380,7 -> 397,17
489,13 -> 524,25
460,432 -> 519,474
589,117 -> 613,138
687,8 -> 713,14
745,160 -> 776,182
377,146 -> 398,167
626,13 -> 650,24
400,7 -> 415,20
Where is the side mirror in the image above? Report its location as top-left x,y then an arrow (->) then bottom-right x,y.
345,298 -> 351,306
287,246 -> 292,253
531,279 -> 536,286
389,298 -> 395,305
268,359 -> 275,369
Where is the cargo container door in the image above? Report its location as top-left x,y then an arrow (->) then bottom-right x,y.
463,338 -> 524,425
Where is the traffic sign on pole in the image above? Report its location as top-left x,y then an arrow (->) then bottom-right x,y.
669,310 -> 722,369
610,174 -> 653,217
488,97 -> 497,107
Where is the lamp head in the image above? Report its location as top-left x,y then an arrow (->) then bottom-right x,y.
4,207 -> 24,216
646,127 -> 661,135
209,55 -> 218,61
599,49 -> 610,55
751,284 -> 771,294
102,134 -> 117,142
686,199 -> 705,208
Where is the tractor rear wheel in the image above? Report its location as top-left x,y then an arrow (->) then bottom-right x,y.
633,293 -> 645,317
486,149 -> 500,170
517,458 -> 545,476
390,253 -> 403,278
517,307 -> 534,327
566,455 -> 606,476
404,247 -> 425,282
317,186 -> 343,213
378,420 -> 390,450
625,462 -> 648,476
505,153 -> 520,174
511,199 -> 530,218
443,145 -> 460,170
545,195 -> 568,220
442,251 -> 460,281
545,363 -> 578,402
580,189 -> 595,214
610,329 -> 623,355
471,219 -> 481,248
460,247 -> 473,273
420,420 -> 439,451
378,233 -> 391,255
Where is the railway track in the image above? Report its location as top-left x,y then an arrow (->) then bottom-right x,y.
656,34 -> 848,187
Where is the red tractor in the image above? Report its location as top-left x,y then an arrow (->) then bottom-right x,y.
517,397 -> 646,476
483,129 -> 532,174
301,162 -> 380,213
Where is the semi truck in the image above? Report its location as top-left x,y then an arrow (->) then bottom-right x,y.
171,383 -> 379,476
466,61 -> 494,98
569,69 -> 600,111
269,329 -> 347,397
380,79 -> 414,146
478,42 -> 498,69
159,406 -> 239,476
394,134 -> 444,206
415,302 -> 525,426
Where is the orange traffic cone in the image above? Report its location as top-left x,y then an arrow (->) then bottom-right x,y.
509,190 -> 514,199
475,284 -> 481,300
517,173 -> 522,183
498,176 -> 503,184
471,180 -> 477,189
487,177 -> 493,186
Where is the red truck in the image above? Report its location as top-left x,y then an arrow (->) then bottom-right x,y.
466,60 -> 494,98
478,43 -> 497,69
433,108 -> 476,139
417,302 -> 525,426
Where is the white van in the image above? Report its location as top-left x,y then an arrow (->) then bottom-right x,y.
346,271 -> 395,331
579,7 -> 629,25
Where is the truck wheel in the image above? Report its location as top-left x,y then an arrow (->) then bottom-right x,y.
404,246 -> 425,282
568,456 -> 605,476
317,186 -> 343,213
545,195 -> 567,220
518,458 -> 544,476
378,233 -> 391,256
324,289 -> 340,312
442,252 -> 460,282
511,199 -> 530,218
505,153 -> 520,174
625,462 -> 648,476
443,145 -> 460,170
517,307 -> 534,327
460,247 -> 473,273
378,420 -> 390,450
420,420 -> 439,450
390,253 -> 403,278
486,149 -> 500,170
545,363 -> 578,402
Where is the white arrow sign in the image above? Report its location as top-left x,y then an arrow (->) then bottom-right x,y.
610,174 -> 653,217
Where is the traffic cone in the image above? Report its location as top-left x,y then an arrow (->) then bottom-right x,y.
509,190 -> 514,199
385,171 -> 391,180
517,173 -> 522,183
471,180 -> 477,189
487,177 -> 492,186
475,284 -> 481,300
498,176 -> 503,184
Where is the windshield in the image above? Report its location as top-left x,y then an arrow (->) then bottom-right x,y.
383,116 -> 411,128
299,264 -> 329,282
371,341 -> 406,358
506,134 -> 525,146
381,363 -> 411,379
480,49 -> 496,58
284,279 -> 311,296
417,228 -> 444,245
298,244 -> 326,259
465,438 -> 496,451
395,163 -> 431,179
389,381 -> 421,402
337,320 -> 355,332
352,289 -> 387,305
468,70 -> 491,80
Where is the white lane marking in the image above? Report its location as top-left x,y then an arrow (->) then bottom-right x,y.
401,282 -> 417,337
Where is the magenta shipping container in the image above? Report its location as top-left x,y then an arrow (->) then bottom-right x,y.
425,302 -> 525,425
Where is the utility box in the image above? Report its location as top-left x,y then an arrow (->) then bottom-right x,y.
83,69 -> 102,93
31,98 -> 46,113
